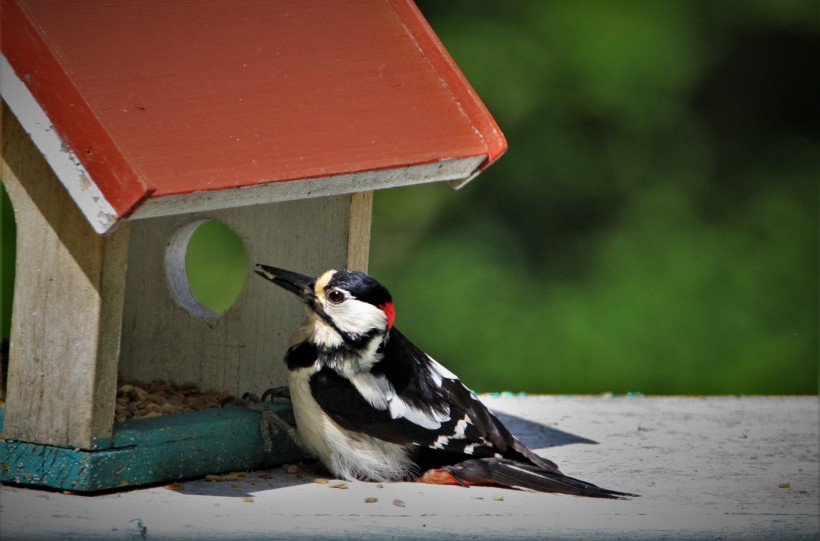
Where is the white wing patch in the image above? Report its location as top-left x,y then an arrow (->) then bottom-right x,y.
463,443 -> 479,455
349,372 -> 393,410
431,417 -> 470,449
389,396 -> 450,430
348,371 -> 451,430
428,356 -> 457,385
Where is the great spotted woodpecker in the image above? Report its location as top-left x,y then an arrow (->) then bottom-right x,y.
254,264 -> 635,498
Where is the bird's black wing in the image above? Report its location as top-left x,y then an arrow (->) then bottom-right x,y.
308,328 -> 558,471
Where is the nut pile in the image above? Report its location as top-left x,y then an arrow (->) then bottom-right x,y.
115,380 -> 231,422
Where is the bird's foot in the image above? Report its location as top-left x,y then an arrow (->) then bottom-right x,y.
222,391 -> 299,455
261,386 -> 292,402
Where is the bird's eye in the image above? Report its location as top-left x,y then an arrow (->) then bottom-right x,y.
326,290 -> 345,304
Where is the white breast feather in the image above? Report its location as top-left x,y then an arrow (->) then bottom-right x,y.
288,364 -> 416,482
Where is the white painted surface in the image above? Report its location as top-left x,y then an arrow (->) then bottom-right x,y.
1,395 -> 817,540
0,54 -> 119,235
128,156 -> 486,221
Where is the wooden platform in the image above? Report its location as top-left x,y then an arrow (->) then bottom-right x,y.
0,403 -> 304,491
1,395 -> 817,540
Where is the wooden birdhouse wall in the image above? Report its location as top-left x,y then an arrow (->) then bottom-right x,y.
117,192 -> 372,395
2,101 -> 372,447
1,105 -> 129,449
1,0 -> 507,490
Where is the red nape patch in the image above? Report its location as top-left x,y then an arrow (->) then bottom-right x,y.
379,302 -> 396,330
418,469 -> 472,487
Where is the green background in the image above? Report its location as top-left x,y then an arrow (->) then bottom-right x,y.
1,0 -> 817,394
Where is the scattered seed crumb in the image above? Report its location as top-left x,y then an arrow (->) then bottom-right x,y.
243,497 -> 254,503
375,483 -> 384,489
115,380 -> 230,422
314,478 -> 330,484
164,483 -> 185,492
134,411 -> 162,420
329,482 -> 349,489
778,482 -> 791,489
493,494 -> 504,501
364,497 -> 378,503
392,499 -> 405,507
205,472 -> 247,482
471,496 -> 484,500
286,464 -> 299,474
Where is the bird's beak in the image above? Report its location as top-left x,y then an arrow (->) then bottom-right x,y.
255,264 -> 316,303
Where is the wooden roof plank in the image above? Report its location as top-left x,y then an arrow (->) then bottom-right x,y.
2,0 -> 506,228
2,0 -> 152,219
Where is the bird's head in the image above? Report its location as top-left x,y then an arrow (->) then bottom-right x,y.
255,264 -> 395,346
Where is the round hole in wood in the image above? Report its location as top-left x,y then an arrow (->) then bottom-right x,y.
165,219 -> 248,318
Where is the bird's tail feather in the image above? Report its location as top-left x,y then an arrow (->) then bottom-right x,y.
421,457 -> 637,499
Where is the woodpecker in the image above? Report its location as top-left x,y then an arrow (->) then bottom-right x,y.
254,264 -> 636,498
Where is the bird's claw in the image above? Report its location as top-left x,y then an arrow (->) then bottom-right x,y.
222,390 -> 299,456
261,386 -> 292,402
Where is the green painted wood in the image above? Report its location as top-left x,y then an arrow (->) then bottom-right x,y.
0,403 -> 308,492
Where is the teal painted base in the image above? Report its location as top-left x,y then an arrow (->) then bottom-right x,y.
0,403 -> 308,492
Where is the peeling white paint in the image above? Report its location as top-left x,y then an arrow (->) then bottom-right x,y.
1,54 -> 119,235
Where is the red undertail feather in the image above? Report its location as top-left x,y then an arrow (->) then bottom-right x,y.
421,458 -> 637,499
418,468 -> 472,487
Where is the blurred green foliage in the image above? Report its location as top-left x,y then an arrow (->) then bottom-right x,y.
1,0 -> 816,394
370,0 -> 818,394
186,220 -> 249,314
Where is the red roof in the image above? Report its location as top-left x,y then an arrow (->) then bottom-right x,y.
2,0 -> 505,229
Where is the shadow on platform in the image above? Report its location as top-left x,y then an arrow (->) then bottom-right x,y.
493,411 -> 598,449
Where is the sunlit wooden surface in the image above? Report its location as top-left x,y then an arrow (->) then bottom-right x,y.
2,395 -> 817,540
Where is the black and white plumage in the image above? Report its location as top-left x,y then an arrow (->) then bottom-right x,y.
255,264 -> 635,499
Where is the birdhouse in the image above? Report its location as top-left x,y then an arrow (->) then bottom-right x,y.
0,0 -> 505,491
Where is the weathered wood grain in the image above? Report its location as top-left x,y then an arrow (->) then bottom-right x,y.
0,102 -> 126,449
347,190 -> 372,271
0,403 -> 305,491
118,194 -> 359,395
1,103 -> 375,447
3,1 -> 505,229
